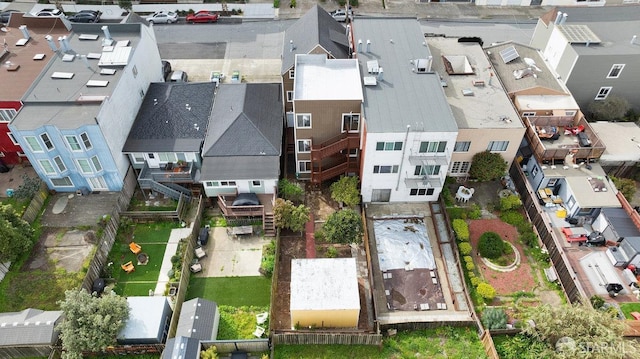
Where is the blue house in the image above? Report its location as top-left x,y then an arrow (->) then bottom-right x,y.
9,23 -> 163,192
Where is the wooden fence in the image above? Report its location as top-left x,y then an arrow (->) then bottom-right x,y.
0,345 -> 53,359
120,193 -> 188,222
271,332 -> 382,345
480,330 -> 499,359
21,182 -> 49,223
201,339 -> 269,354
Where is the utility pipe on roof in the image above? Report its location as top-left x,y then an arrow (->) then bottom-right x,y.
396,125 -> 411,191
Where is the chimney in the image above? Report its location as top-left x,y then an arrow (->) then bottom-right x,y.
18,25 -> 30,40
45,35 -> 58,52
377,67 -> 383,81
80,55 -> 92,70
357,39 -> 362,53
366,39 -> 371,53
61,36 -> 71,52
632,35 -> 637,45
101,25 -> 112,40
427,56 -> 433,72
58,37 -> 68,52
554,11 -> 563,25
559,13 -> 568,25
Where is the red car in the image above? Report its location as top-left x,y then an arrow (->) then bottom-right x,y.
186,12 -> 219,23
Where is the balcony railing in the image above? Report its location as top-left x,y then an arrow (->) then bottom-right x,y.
311,162 -> 359,184
138,162 -> 196,183
311,133 -> 360,161
523,116 -> 605,162
404,175 -> 443,188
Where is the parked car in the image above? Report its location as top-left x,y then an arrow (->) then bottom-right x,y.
0,9 -> 19,24
77,9 -> 101,21
145,11 -> 178,24
67,11 -> 100,23
169,70 -> 188,82
186,12 -> 219,24
162,60 -> 172,81
330,8 -> 353,22
36,9 -> 65,18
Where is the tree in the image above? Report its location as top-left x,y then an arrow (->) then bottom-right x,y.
611,176 -> 636,201
57,289 -> 130,359
482,307 -> 508,330
330,176 -> 360,207
323,209 -> 363,244
118,0 -> 132,12
522,303 -> 638,359
0,204 -> 35,262
468,151 -> 507,181
587,95 -> 630,122
478,232 -> 505,259
273,198 -> 310,233
278,178 -> 304,203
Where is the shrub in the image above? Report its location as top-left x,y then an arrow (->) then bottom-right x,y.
314,229 -> 325,242
463,255 -> 473,265
466,261 -> 475,271
520,231 -> 538,247
278,178 -> 304,203
500,211 -> 525,227
611,176 -> 636,201
499,194 -> 522,211
477,282 -> 496,302
470,277 -> 480,287
459,242 -> 472,256
323,209 -> 363,244
590,295 -> 605,310
289,0 -> 296,8
260,241 -> 276,277
447,207 -> 467,220
468,151 -> 507,181
452,219 -> 469,241
478,232 -> 506,259
273,0 -> 280,8
326,246 -> 338,258
442,185 -> 454,207
482,307 -> 508,330
468,204 -> 482,219
330,176 -> 360,207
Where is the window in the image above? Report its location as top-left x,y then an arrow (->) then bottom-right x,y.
410,188 -> 435,196
531,165 -> 539,177
607,64 -> 624,79
40,133 -> 54,151
77,159 -> 92,174
547,178 -> 558,187
148,153 -> 155,159
131,154 -> 145,163
522,112 -> 536,117
419,141 -> 446,153
51,177 -> 73,187
54,156 -> 66,172
298,161 -> 311,173
297,139 -> 311,153
296,114 -> 311,128
91,156 -> 102,172
453,141 -> 470,152
219,181 -> 236,186
80,132 -> 92,150
252,180 -> 261,186
373,165 -> 399,174
566,196 -> 575,208
204,181 -> 216,187
7,133 -> 18,145
65,135 -> 82,151
487,141 -> 509,152
287,91 -> 294,102
349,148 -> 358,158
595,87 -> 612,100
376,142 -> 402,151
342,113 -> 360,133
288,69 -> 295,79
415,165 -> 440,176
159,153 -> 178,162
450,161 -> 470,174
39,159 -> 55,174
0,108 -> 17,122
565,111 -> 576,116
25,136 -> 43,152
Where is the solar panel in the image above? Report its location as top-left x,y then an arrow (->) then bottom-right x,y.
500,46 -> 520,64
557,25 -> 601,44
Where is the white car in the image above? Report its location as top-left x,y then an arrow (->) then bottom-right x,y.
146,11 -> 178,24
36,8 -> 65,18
330,8 -> 353,22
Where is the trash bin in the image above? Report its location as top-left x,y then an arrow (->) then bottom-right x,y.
6,188 -> 14,197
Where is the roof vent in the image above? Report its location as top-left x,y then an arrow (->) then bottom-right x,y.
363,76 -> 377,86
18,25 -> 30,41
415,57 -> 433,73
44,35 -> 58,52
462,89 -> 474,96
472,80 -> 485,87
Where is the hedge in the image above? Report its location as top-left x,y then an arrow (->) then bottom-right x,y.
452,219 -> 469,242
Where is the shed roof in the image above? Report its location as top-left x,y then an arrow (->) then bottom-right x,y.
602,208 -> 640,239
176,298 -> 218,341
290,258 -> 360,311
118,296 -> 170,342
162,336 -> 201,359
0,309 -> 62,346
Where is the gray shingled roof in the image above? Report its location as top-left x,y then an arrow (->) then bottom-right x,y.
162,336 -> 201,359
281,5 -> 350,74
602,208 -> 640,239
200,83 -> 282,180
0,309 -> 62,346
176,298 -> 218,341
353,18 -> 457,133
123,82 -> 216,152
485,42 -> 567,95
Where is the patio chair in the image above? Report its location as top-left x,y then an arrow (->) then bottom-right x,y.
121,261 -> 135,273
253,325 -> 265,338
194,246 -> 206,259
129,242 -> 142,255
256,312 -> 268,325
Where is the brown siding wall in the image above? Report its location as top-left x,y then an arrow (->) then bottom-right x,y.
294,99 -> 361,145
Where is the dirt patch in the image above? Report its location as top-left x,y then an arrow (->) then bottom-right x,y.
272,235 -> 306,330
306,186 -> 339,222
23,228 -> 95,273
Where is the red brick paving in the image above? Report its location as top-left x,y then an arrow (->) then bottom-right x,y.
469,219 -> 537,295
305,213 -> 316,258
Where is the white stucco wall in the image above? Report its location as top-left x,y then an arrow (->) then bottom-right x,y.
203,178 -> 277,197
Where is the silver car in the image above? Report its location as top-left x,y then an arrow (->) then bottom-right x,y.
146,11 -> 178,24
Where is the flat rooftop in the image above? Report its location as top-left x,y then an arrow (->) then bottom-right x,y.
590,122 -> 640,163
427,37 -> 521,129
290,258 -> 360,311
515,95 -> 578,111
293,54 -> 363,101
542,162 -> 620,209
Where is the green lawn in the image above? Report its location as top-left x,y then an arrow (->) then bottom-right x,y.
131,222 -> 178,244
275,327 -> 487,359
186,277 -> 271,307
113,281 -> 158,297
620,302 -> 640,319
0,268 -> 83,312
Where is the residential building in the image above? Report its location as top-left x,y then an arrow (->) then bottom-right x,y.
0,308 -> 62,358
530,6 -> 640,112
0,15 -> 69,165
281,5 -> 350,115
291,54 -> 363,184
427,37 -> 523,180
200,83 -> 283,236
123,82 -> 217,200
9,23 -> 163,192
353,18 -> 458,202
474,0 -> 615,7
589,122 -> 640,177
